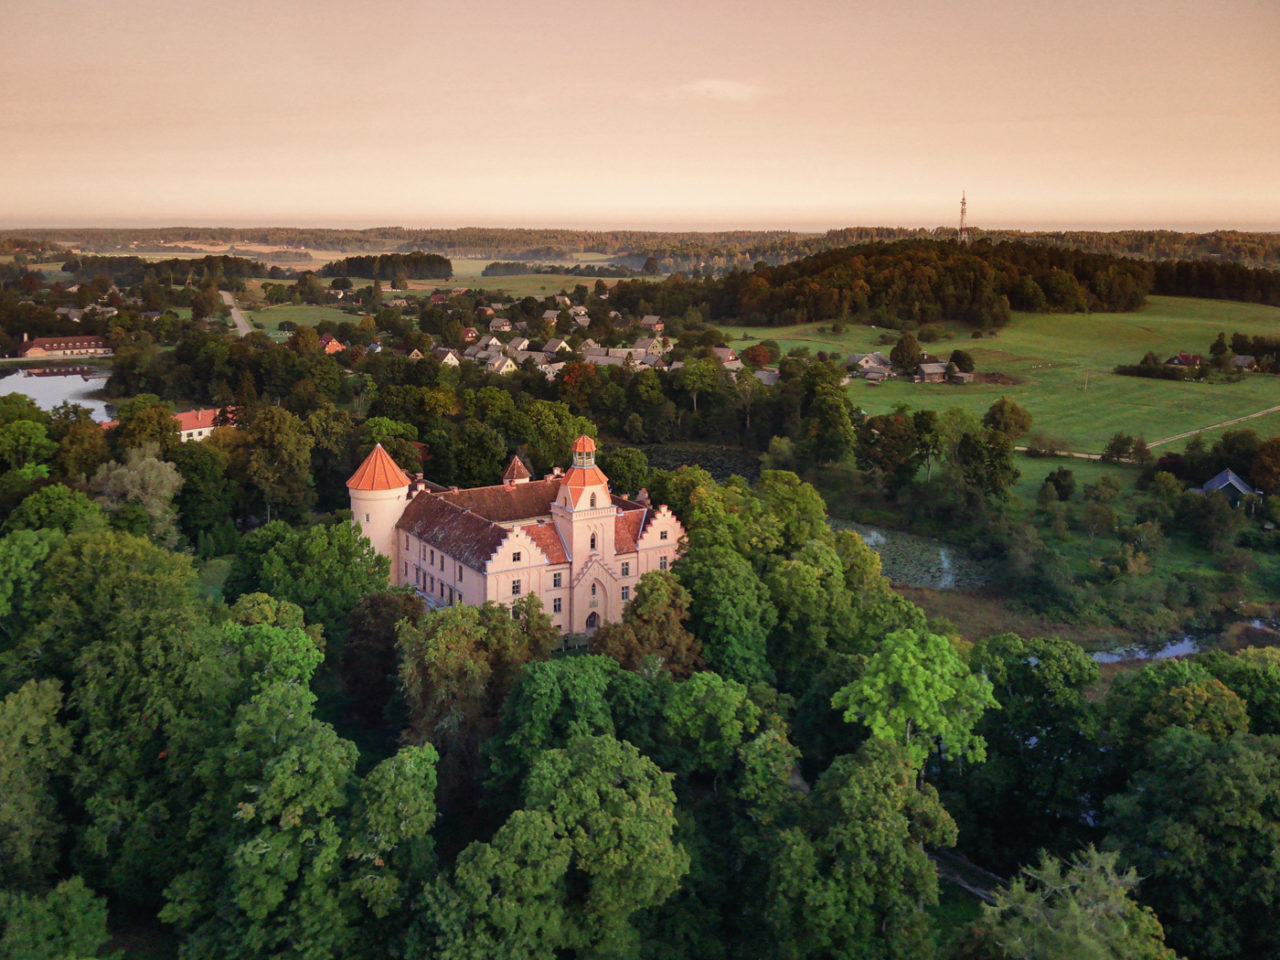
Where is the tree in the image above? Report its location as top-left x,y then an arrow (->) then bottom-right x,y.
168,439 -> 237,557
762,740 -> 957,960
677,545 -> 776,686
256,520 -> 391,643
948,348 -> 976,373
1200,647 -> 1280,735
970,846 -> 1181,960
950,634 -> 1101,873
7,484 -> 105,534
520,735 -> 687,955
982,396 -> 1033,439
399,599 -> 557,792
341,591 -> 426,727
856,410 -> 921,489
589,572 -> 703,678
660,672 -> 761,778
91,445 -> 184,547
889,332 -> 923,370
596,446 -> 648,498
1105,728 -> 1280,960
111,394 -> 180,452
831,628 -> 997,769
0,680 -> 73,890
0,876 -> 113,960
160,685 -> 356,960
242,407 -> 314,520
801,384 -> 857,465
677,358 -> 720,413
1252,437 -> 1280,495
1100,432 -> 1135,463
56,418 -> 110,480
0,421 -> 56,472
453,418 -> 506,487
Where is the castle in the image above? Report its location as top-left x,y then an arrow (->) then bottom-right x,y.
347,435 -> 685,633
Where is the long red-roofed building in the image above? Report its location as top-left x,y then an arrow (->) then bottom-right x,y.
347,435 -> 684,634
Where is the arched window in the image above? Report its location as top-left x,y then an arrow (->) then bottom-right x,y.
590,533 -> 597,551
589,493 -> 597,508
591,582 -> 597,596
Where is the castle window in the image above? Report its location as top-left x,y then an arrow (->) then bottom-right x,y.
621,586 -> 630,601
403,562 -> 407,577
591,583 -> 597,597
660,530 -> 669,541
590,533 -> 597,551
457,564 -> 463,582
589,493 -> 597,507
621,562 -> 630,577
430,549 -> 435,564
660,556 -> 668,571
365,513 -> 371,523
553,572 -> 562,588
553,597 -> 562,613
512,579 -> 521,596
405,535 -> 409,549
512,551 -> 521,563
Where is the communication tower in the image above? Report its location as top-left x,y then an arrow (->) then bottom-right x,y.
959,191 -> 969,245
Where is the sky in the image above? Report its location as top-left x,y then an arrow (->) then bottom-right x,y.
1,0 -> 1277,232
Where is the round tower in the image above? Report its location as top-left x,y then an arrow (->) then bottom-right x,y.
347,444 -> 411,576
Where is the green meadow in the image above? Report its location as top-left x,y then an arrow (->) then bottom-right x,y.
721,296 -> 1280,454
247,303 -> 356,336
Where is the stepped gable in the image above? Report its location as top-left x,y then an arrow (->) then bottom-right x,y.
502,455 -> 532,482
347,443 -> 411,491
521,522 -> 568,564
397,493 -> 508,570
440,477 -> 562,523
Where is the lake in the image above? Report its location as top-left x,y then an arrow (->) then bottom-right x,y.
0,363 -> 114,420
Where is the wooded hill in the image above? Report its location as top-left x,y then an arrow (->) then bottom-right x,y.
5,225 -> 1280,273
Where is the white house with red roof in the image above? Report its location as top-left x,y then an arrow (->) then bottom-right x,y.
347,436 -> 684,634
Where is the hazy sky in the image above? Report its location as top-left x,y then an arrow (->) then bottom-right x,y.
2,0 -> 1277,231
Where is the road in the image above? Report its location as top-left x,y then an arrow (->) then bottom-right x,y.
1147,404 -> 1280,448
220,290 -> 252,337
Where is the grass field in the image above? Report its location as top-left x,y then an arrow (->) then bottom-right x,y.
721,296 -> 1280,454
247,303 -> 356,335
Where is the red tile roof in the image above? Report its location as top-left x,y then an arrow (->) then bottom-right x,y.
614,510 -> 646,553
347,444 -> 411,491
174,408 -> 231,432
440,478 -> 562,523
522,522 -> 568,563
398,493 -> 507,569
572,435 -> 596,453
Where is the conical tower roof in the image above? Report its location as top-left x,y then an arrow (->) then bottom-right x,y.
502,455 -> 532,482
347,443 -> 410,491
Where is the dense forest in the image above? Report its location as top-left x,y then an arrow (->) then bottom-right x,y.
58,254 -> 275,287
319,252 -> 453,281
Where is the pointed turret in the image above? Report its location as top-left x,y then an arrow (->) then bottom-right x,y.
502,454 -> 532,485
348,444 -> 411,579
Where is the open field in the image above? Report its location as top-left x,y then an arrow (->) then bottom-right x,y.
247,303 -> 355,335
720,296 -> 1280,454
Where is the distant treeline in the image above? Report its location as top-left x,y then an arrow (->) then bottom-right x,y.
1152,258 -> 1280,305
319,251 -> 452,281
608,240 -> 1153,330
481,261 -> 638,278
60,254 -> 274,287
8,225 -> 1280,273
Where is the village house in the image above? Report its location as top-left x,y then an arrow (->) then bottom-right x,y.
433,347 -> 461,367
711,346 -> 744,373
1166,352 -> 1202,367
506,336 -> 531,353
485,355 -> 518,375
318,334 -> 347,354
349,436 -> 684,633
544,338 -> 570,355
17,335 -> 112,359
1231,355 -> 1258,371
542,309 -> 562,323
914,362 -> 948,383
1196,468 -> 1261,509
488,317 -> 512,333
101,406 -> 234,442
640,315 -> 664,332
462,327 -> 478,343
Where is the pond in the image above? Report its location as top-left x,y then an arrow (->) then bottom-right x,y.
1090,636 -> 1200,663
831,519 -> 996,589
0,363 -> 114,420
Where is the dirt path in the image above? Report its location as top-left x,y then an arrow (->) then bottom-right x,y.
220,290 -> 252,337
1148,404 -> 1280,448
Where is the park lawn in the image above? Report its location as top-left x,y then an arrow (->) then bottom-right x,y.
248,303 -> 356,334
722,296 -> 1280,454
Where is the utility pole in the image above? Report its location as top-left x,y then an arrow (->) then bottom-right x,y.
959,191 -> 969,245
